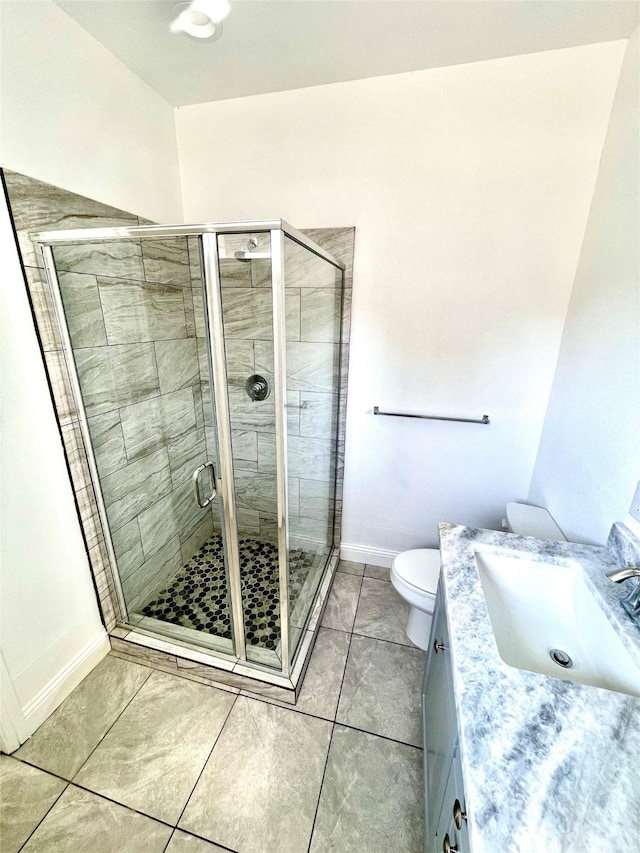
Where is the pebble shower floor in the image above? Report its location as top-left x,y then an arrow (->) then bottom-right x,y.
141,535 -> 318,650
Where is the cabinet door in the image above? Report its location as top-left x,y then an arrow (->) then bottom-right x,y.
423,580 -> 457,846
435,748 -> 471,853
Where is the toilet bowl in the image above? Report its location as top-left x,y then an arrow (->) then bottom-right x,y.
391,548 -> 441,650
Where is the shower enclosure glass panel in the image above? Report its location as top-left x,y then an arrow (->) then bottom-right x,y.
216,231 -> 282,667
50,235 -> 236,654
284,236 -> 343,659
37,220 -> 345,685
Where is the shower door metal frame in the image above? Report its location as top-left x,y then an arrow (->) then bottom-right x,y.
34,220 -> 345,684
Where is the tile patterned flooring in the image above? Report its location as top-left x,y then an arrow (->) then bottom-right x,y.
140,535 -> 319,650
1,562 -> 425,853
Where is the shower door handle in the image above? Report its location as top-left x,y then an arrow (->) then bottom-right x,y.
192,462 -> 217,508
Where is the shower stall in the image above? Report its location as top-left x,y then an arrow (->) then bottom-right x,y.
34,221 -> 345,685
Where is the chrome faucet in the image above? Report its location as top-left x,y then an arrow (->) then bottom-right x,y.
607,566 -> 640,620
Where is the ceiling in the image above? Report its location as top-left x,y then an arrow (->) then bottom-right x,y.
56,0 -> 639,107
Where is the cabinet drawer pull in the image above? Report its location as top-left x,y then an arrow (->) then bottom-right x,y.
442,834 -> 458,853
453,798 -> 467,829
433,639 -> 446,653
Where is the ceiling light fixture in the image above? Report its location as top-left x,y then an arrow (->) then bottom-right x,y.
170,0 -> 231,41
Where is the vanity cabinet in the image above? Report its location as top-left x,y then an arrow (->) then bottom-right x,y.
423,579 -> 470,852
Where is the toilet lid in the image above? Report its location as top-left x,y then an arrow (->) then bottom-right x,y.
394,549 -> 441,594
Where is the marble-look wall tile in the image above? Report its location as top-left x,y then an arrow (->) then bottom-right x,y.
224,339 -> 254,386
3,169 -> 137,268
290,515 -> 333,546
221,288 -> 273,340
286,288 -> 301,341
120,388 -> 196,463
183,288 -> 196,337
286,342 -> 340,394
193,385 -> 205,431
231,429 -> 258,468
287,390 -> 300,436
219,258 -> 252,288
180,513 -> 215,564
283,238 -> 337,289
58,271 -> 107,348
169,428 -> 206,489
187,237 -> 202,286
301,227 -> 355,288
251,258 -> 271,288
110,637 -> 179,670
42,349 -> 76,424
154,339 -> 199,394
299,477 -> 335,520
141,238 -> 191,287
137,481 -> 205,560
233,471 -> 277,515
53,240 -> 144,280
98,278 -> 187,344
259,511 -> 279,543
193,287 -> 206,338
236,508 -> 261,538
300,288 -> 341,343
87,410 -> 128,478
60,422 -> 91,485
299,391 -> 337,439
288,477 -> 301,516
123,535 -> 182,612
75,343 -> 159,418
24,266 -> 61,351
101,447 -> 172,533
258,433 -> 334,482
75,485 -> 104,551
111,518 -> 145,581
227,386 -> 276,433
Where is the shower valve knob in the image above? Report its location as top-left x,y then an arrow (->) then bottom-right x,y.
245,374 -> 270,401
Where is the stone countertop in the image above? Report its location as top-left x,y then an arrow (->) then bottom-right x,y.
437,523 -> 640,853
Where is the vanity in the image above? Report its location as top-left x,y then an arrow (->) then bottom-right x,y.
423,522 -> 640,853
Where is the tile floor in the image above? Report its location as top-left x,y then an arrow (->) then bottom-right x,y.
1,562 -> 425,853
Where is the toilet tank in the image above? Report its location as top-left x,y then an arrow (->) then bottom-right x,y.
505,503 -> 567,541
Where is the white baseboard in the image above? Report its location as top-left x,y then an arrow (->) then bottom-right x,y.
339,543 -> 399,568
19,631 -> 110,740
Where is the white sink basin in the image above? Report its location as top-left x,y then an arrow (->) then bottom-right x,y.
474,549 -> 640,698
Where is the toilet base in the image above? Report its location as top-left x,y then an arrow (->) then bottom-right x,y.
406,606 -> 433,651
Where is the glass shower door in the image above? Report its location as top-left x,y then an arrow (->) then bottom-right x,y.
46,234 -> 237,655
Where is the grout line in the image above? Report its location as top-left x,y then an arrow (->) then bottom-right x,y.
351,629 -> 421,651
306,622 -> 355,852
60,659 -> 154,783
306,721 -> 336,853
15,777 -> 69,853
172,693 -> 240,838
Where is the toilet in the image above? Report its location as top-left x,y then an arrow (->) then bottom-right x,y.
391,549 -> 441,650
391,502 -> 566,650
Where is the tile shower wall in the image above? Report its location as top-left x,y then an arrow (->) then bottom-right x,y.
53,236 -> 213,613
3,168 -> 354,641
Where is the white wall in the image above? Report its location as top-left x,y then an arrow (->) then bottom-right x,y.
0,193 -> 108,750
528,28 -> 640,546
0,0 -> 183,749
176,41 -> 625,555
0,0 -> 183,224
